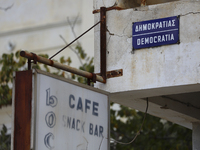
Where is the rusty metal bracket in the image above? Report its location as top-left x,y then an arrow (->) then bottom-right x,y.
28,59 -> 31,70
87,78 -> 91,86
106,69 -> 123,79
100,7 -> 107,83
97,69 -> 123,79
87,73 -> 97,86
31,52 -> 37,64
20,7 -> 113,86
27,53 -> 37,70
92,73 -> 97,83
20,51 -> 106,83
141,0 -> 147,6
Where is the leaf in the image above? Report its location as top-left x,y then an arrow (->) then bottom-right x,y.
71,73 -> 75,79
60,56 -> 65,64
0,124 -> 11,150
77,76 -> 84,83
66,57 -> 72,65
76,45 -> 86,59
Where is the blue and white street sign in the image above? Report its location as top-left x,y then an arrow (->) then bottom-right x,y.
132,16 -> 179,49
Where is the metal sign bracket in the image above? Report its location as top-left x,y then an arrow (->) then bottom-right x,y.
99,7 -> 123,82
21,7 -> 123,86
96,69 -> 123,79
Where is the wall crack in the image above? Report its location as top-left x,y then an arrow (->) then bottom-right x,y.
107,28 -> 130,38
180,11 -> 200,17
106,28 -> 114,36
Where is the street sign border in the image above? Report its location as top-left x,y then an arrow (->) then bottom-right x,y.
132,16 -> 180,50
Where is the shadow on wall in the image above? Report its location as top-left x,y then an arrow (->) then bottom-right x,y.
93,0 -> 179,13
118,0 -> 179,8
146,0 -> 179,5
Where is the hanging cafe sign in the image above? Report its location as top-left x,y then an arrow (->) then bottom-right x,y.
13,69 -> 110,150
132,16 -> 180,49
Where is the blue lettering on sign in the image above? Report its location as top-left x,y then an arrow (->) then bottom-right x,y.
69,94 -> 75,108
77,97 -> 83,112
76,119 -> 80,131
72,118 -> 75,129
89,123 -> 93,135
63,115 -> 85,132
68,94 -> 99,116
85,99 -> 91,113
45,111 -> 56,128
94,125 -> 98,136
44,88 -> 58,149
89,123 -> 104,137
132,16 -> 179,49
46,88 -> 58,107
93,102 -> 99,116
44,132 -> 54,149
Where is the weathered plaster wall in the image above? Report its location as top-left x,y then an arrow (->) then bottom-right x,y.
94,0 -> 200,95
94,0 -> 200,129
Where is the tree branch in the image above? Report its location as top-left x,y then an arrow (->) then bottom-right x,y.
67,14 -> 81,46
59,35 -> 84,67
0,3 -> 14,11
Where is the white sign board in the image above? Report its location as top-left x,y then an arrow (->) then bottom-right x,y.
34,70 -> 109,150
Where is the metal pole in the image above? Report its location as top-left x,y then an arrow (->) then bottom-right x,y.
20,51 -> 106,83
100,7 -> 107,82
28,59 -> 31,70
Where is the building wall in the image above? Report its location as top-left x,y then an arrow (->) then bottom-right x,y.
0,0 -> 94,133
0,0 -> 94,68
94,0 -> 200,128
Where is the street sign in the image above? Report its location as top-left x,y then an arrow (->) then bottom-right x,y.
34,70 -> 109,150
132,16 -> 179,49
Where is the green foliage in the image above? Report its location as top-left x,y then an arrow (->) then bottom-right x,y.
0,125 -> 11,150
0,51 -> 27,107
72,45 -> 94,85
76,45 -> 86,59
0,51 -> 74,107
0,46 -> 93,148
110,104 -> 192,150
